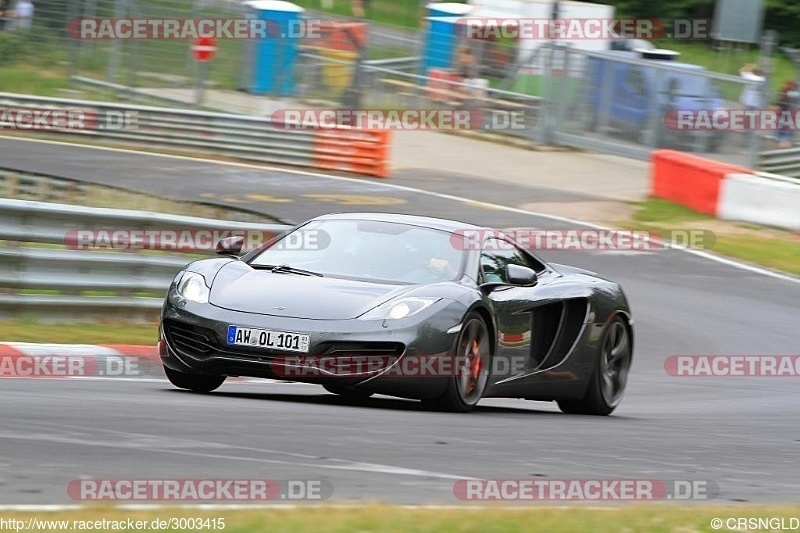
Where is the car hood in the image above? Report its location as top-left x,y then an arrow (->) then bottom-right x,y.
208,261 -> 413,320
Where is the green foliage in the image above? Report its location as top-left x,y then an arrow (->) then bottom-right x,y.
596,0 -> 800,46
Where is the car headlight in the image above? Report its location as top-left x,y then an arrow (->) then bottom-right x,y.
176,272 -> 210,303
359,297 -> 440,320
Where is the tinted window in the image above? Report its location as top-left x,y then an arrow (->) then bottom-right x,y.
625,67 -> 647,96
656,71 -> 711,98
480,239 -> 541,283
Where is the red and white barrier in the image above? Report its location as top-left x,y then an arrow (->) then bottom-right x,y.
651,151 -> 800,231
650,150 -> 751,216
0,343 -> 158,378
718,173 -> 800,232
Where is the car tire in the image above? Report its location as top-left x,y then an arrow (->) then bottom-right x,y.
423,312 -> 492,413
323,384 -> 374,399
164,366 -> 226,393
557,316 -> 631,416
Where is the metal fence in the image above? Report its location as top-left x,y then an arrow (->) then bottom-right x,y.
2,0 -> 796,173
533,45 -> 766,167
0,188 -> 289,320
63,0 -> 425,94
360,62 -> 541,135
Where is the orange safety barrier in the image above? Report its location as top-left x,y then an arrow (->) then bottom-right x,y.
650,150 -> 751,216
316,22 -> 367,52
313,129 -> 391,178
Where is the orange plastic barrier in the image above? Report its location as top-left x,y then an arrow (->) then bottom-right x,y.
313,129 -> 390,178
315,22 -> 367,52
650,150 -> 751,216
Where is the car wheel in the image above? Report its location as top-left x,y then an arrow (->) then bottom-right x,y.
323,384 -> 374,399
558,316 -> 631,416
424,312 -> 491,412
164,366 -> 226,393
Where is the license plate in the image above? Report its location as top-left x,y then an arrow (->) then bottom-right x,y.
227,326 -> 310,353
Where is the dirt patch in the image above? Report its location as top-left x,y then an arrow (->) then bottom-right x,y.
520,201 -> 638,225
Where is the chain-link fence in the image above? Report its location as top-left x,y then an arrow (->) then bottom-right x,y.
535,45 -> 765,167
0,0 -> 787,170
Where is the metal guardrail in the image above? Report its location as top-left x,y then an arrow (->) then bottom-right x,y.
0,92 -> 318,169
759,147 -> 800,178
0,92 -> 391,178
364,56 -> 419,73
0,196 -> 290,319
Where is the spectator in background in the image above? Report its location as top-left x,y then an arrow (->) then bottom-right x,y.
0,0 -> 7,29
8,0 -> 33,31
453,44 -> 479,101
454,44 -> 478,79
775,80 -> 799,148
739,64 -> 766,148
350,0 -> 368,19
739,63 -> 766,110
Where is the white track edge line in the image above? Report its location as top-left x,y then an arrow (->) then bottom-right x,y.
3,136 -> 799,286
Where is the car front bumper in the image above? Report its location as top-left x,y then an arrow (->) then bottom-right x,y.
160,292 -> 468,399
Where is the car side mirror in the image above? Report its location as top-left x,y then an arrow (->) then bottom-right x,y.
216,236 -> 244,256
506,264 -> 538,286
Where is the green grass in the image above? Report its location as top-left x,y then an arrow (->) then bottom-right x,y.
0,505 -> 799,532
293,0 -> 438,29
0,63 -> 71,95
626,199 -> 800,277
712,234 -> 800,276
633,198 -> 712,223
0,320 -> 157,344
657,41 -> 796,95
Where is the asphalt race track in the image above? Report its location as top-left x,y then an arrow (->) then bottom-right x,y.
1,137 -> 799,505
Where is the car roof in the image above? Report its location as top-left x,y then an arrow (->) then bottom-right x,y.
312,212 -> 487,233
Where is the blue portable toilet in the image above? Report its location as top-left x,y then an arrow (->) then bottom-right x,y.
420,16 -> 461,76
241,0 -> 304,96
420,4 -> 473,76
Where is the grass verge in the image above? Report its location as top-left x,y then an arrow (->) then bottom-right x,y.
625,199 -> 800,277
0,320 -> 157,345
0,505 -> 799,532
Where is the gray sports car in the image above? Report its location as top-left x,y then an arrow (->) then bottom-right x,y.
159,213 -> 633,414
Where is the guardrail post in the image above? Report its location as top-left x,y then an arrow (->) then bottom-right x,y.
106,0 -> 130,85
535,43 -> 554,145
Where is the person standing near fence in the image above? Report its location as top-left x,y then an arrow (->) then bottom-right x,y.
739,64 -> 766,148
7,0 -> 34,31
739,64 -> 766,110
775,80 -> 799,148
0,0 -> 8,29
453,44 -> 479,102
455,44 -> 478,79
350,0 -> 369,19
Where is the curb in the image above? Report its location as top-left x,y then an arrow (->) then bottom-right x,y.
0,342 -> 157,359
0,342 -> 160,378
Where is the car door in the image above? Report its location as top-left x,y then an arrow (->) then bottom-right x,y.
479,238 -> 557,384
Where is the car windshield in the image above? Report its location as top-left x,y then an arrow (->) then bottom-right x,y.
249,219 -> 466,284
